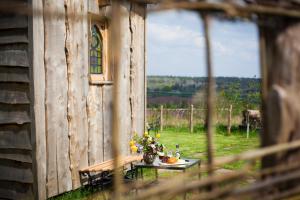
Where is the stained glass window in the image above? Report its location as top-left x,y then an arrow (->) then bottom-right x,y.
90,25 -> 103,74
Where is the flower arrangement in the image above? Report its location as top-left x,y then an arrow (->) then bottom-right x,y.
130,131 -> 163,164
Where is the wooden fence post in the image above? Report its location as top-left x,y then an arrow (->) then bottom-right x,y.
246,111 -> 250,139
190,104 -> 194,133
160,105 -> 164,131
227,104 -> 232,135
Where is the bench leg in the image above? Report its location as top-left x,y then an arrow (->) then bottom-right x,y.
101,172 -> 105,190
141,168 -> 144,180
131,163 -> 134,179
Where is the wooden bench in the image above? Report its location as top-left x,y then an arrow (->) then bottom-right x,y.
79,155 -> 143,187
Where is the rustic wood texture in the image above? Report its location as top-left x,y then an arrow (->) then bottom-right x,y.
103,85 -> 113,161
118,2 -> 132,157
227,104 -> 232,134
129,3 -> 146,136
80,155 -> 142,173
0,67 -> 29,83
43,0 -> 71,196
0,50 -> 29,67
0,150 -> 32,163
190,104 -> 194,133
0,181 -> 33,200
0,2 -> 34,200
31,0 -> 47,198
65,0 -> 89,190
0,83 -> 30,104
0,34 -> 28,45
88,0 -> 100,14
0,0 -> 146,198
87,86 -> 104,165
111,2 -> 123,198
261,20 -> 300,169
0,161 -> 33,184
0,124 -> 31,150
0,104 -> 31,125
0,14 -> 28,30
202,14 -> 215,176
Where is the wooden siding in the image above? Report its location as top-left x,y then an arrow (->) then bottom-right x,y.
39,0 -> 145,197
0,0 -> 34,199
9,0 -> 146,198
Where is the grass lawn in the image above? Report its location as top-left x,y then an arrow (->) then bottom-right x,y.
51,125 -> 259,200
160,125 -> 259,169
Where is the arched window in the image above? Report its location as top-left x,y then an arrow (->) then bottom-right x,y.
90,25 -> 103,74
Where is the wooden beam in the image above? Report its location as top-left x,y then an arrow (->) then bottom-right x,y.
150,1 -> 300,19
31,0 -> 47,198
202,13 -> 215,176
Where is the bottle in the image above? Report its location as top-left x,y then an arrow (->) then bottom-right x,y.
175,144 -> 180,159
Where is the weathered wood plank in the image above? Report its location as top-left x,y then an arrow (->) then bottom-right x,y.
88,0 -> 100,14
103,85 -> 113,161
130,3 -> 146,136
0,150 -> 32,163
0,104 -> 30,125
261,20 -> 300,171
0,35 -> 28,45
0,67 -> 29,83
0,83 -> 30,104
43,0 -> 71,196
0,124 -> 31,150
0,187 -> 33,200
65,0 -> 89,190
0,14 -> 28,30
0,163 -> 33,183
87,86 -> 104,165
0,181 -> 33,200
31,0 -> 47,198
0,50 -> 29,67
118,2 -> 132,156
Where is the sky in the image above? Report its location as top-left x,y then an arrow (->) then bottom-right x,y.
147,10 -> 260,78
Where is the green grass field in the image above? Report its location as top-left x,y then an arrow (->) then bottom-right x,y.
160,125 -> 259,169
52,126 -> 259,200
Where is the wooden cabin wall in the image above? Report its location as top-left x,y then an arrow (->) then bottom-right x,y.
0,0 -> 35,199
30,0 -> 146,198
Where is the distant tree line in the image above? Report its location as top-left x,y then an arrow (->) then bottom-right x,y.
147,76 -> 261,113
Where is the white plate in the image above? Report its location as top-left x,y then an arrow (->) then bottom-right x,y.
159,159 -> 186,166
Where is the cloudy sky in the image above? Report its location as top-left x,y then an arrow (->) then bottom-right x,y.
147,10 -> 260,78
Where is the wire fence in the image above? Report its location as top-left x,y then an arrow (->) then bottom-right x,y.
147,105 -> 242,130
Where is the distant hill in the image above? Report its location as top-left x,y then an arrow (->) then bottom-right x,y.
147,76 -> 261,109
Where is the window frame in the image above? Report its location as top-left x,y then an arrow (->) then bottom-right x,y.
88,16 -> 112,85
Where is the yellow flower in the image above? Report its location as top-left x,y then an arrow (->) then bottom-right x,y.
155,133 -> 161,139
144,131 -> 149,137
131,145 -> 138,153
129,140 -> 135,147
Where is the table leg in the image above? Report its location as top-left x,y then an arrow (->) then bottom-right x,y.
130,163 -> 133,179
198,162 -> 201,179
155,169 -> 158,181
183,169 -> 186,200
141,168 -> 144,180
135,167 -> 138,180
